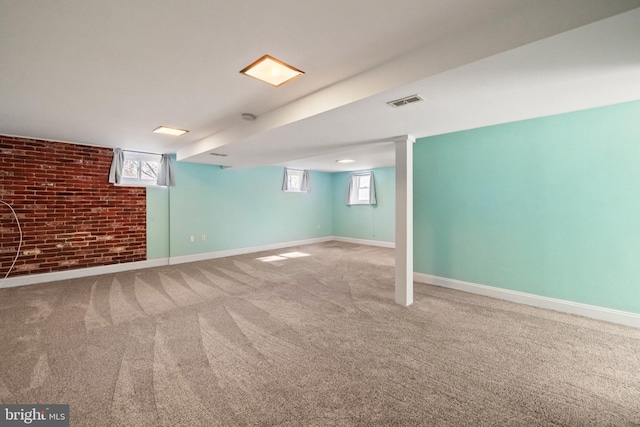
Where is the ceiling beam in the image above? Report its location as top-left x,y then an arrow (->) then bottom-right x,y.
177,1 -> 639,162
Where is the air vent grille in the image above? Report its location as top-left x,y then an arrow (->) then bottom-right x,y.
387,94 -> 424,108
209,152 -> 228,157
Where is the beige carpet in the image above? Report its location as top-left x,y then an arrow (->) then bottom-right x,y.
1,242 -> 639,426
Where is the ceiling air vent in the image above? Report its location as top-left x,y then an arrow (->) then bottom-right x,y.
209,152 -> 228,157
387,94 -> 423,108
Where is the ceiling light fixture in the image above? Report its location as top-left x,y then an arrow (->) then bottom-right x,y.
240,55 -> 304,87
153,126 -> 189,136
336,159 -> 355,163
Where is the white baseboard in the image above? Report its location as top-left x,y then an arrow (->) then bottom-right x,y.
331,236 -> 395,248
11,240 -> 636,329
414,272 -> 640,328
168,236 -> 334,265
0,237 -> 342,288
0,258 -> 169,289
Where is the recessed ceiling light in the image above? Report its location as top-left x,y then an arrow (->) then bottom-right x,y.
153,126 -> 189,136
240,55 -> 304,87
336,159 -> 355,163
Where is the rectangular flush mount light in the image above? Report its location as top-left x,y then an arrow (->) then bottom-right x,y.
153,126 -> 189,136
240,55 -> 304,87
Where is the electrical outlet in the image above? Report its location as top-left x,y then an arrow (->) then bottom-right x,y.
189,235 -> 195,242
201,234 -> 206,241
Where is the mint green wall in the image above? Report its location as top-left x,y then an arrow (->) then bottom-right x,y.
147,163 -> 333,258
146,186 -> 169,259
147,164 -> 396,260
414,100 -> 640,314
332,167 -> 395,243
146,101 -> 640,314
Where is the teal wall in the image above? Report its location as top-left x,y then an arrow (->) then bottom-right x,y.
414,100 -> 640,314
145,100 -> 640,314
332,167 -> 395,243
146,186 -> 169,259
147,163 -> 334,258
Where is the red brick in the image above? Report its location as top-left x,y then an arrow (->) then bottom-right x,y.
0,135 -> 146,277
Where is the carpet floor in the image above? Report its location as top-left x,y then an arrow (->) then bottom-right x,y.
1,242 -> 639,426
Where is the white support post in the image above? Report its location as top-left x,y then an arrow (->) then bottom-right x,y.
394,135 -> 414,306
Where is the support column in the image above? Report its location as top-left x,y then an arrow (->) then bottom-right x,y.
395,135 -> 415,306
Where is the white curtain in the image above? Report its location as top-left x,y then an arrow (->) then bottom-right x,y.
108,148 -> 124,184
346,171 -> 376,205
301,170 -> 311,192
282,168 -> 311,192
157,154 -> 175,186
282,168 -> 292,191
368,171 -> 377,204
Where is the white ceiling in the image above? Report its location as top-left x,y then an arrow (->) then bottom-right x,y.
1,1 -> 639,172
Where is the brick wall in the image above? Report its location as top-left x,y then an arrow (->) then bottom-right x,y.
0,135 -> 146,277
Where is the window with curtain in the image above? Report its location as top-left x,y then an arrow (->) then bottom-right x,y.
282,168 -> 311,193
109,149 -> 175,186
346,171 -> 376,205
115,151 -> 161,186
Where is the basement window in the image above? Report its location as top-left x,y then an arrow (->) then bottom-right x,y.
120,151 -> 161,186
282,168 -> 311,193
347,171 -> 376,205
